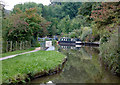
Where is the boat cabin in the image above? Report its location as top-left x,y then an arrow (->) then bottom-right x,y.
60,38 -> 81,41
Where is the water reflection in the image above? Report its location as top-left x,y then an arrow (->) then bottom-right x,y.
59,45 -> 81,50
31,45 -> 120,84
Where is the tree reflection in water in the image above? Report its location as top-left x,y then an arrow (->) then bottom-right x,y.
31,46 -> 120,84
53,46 -> 120,83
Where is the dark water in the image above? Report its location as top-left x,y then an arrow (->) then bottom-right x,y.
31,45 -> 120,84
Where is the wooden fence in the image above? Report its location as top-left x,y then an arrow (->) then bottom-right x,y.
4,41 -> 31,52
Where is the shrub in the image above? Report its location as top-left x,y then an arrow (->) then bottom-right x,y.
100,36 -> 108,44
100,29 -> 120,76
35,41 -> 40,47
44,38 -> 50,41
52,40 -> 57,46
69,32 -> 78,38
80,27 -> 91,41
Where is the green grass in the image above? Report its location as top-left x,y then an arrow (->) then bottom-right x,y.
2,50 -> 66,84
1,47 -> 35,57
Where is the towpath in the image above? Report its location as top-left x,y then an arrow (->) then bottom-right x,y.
0,47 -> 41,61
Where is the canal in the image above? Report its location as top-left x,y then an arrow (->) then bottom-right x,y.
30,45 -> 120,84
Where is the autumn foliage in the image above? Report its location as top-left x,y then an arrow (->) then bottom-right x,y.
4,8 -> 51,42
91,2 -> 119,22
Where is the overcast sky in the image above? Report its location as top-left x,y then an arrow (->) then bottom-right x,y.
3,0 -> 51,10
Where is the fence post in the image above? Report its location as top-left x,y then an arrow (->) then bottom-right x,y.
19,41 -> 20,50
16,41 -> 17,50
28,41 -> 29,48
20,41 -> 22,50
26,41 -> 27,49
24,41 -> 25,49
29,41 -> 31,48
10,41 -> 12,51
21,41 -> 23,50
23,41 -> 24,49
6,41 -> 8,52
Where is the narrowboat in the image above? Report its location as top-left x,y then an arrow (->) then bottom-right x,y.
58,37 -> 82,46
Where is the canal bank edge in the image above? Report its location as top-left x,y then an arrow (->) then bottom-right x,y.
3,56 -> 67,84
33,57 -> 67,79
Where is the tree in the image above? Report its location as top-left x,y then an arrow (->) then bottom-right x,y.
12,2 -> 43,15
57,15 -> 71,34
3,7 -> 51,43
78,2 -> 95,26
25,8 -> 51,40
90,2 -> 120,37
3,9 -> 30,42
62,2 -> 82,19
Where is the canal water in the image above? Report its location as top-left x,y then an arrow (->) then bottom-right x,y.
30,45 -> 120,84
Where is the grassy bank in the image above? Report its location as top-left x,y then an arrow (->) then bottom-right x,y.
2,50 -> 66,84
1,47 -> 35,57
100,30 -> 120,76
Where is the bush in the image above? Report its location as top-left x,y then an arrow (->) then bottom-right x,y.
44,38 -> 50,41
69,32 -> 78,38
80,27 -> 91,41
52,40 -> 57,46
35,41 -> 40,47
100,36 -> 108,44
100,29 -> 120,76
93,34 -> 100,42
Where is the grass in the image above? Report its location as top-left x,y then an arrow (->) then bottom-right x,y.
1,47 -> 35,57
2,50 -> 66,84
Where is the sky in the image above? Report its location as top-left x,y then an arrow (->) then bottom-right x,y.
2,0 -> 51,10
2,0 -> 119,10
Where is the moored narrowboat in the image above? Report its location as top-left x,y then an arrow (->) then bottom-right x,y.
58,37 -> 82,46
